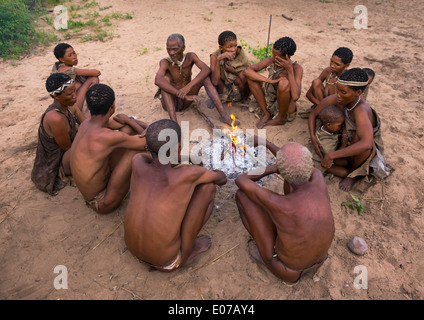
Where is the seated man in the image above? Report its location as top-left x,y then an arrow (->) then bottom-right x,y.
70,84 -> 148,214
235,140 -> 335,284
308,68 -> 392,191
124,119 -> 227,272
51,43 -> 101,112
210,30 -> 250,104
31,73 -> 85,195
154,33 -> 237,126
304,47 -> 353,112
244,36 -> 303,128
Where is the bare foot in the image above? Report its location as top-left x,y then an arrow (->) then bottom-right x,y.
187,235 -> 212,261
256,115 -> 270,129
339,177 -> 358,192
263,116 -> 286,127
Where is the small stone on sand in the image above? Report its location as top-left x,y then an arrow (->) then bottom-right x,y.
347,236 -> 368,256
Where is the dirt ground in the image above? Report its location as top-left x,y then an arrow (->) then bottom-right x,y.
0,0 -> 423,300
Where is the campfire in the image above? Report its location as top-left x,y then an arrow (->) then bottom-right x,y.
197,114 -> 274,180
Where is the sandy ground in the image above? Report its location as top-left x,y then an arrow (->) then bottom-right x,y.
1,0 -> 423,300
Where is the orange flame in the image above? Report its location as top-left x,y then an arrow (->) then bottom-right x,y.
229,114 -> 240,146
230,114 -> 238,130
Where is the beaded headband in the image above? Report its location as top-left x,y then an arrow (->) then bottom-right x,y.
337,79 -> 369,87
49,78 -> 74,96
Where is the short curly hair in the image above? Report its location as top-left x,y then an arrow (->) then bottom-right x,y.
45,73 -> 72,95
146,119 -> 181,157
218,31 -> 237,46
276,142 -> 313,185
273,37 -> 296,56
318,105 -> 345,125
86,84 -> 115,115
332,47 -> 353,65
53,43 -> 72,60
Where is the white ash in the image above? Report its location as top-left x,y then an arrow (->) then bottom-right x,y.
190,131 -> 274,180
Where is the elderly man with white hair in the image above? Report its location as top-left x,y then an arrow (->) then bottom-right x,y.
235,140 -> 335,285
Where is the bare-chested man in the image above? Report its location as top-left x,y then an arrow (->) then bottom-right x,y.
235,140 -> 334,284
244,36 -> 303,129
154,33 -> 237,126
70,84 -> 148,214
124,119 -> 227,272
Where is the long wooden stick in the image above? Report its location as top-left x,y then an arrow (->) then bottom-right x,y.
265,14 -> 272,58
194,105 -> 215,128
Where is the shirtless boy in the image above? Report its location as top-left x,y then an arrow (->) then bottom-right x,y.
32,73 -> 84,195
70,84 -> 148,214
210,31 -> 250,104
52,43 -> 101,112
308,68 -> 391,191
154,33 -> 236,126
235,140 -> 334,284
124,119 -> 227,272
244,36 -> 303,128
305,47 -> 353,108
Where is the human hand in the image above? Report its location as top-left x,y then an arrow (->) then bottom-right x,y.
321,153 -> 334,169
311,135 -> 323,159
176,86 -> 190,99
224,61 -> 236,74
219,51 -> 236,61
275,55 -> 293,72
270,78 -> 281,85
185,95 -> 201,105
113,113 -> 130,124
139,125 -> 149,138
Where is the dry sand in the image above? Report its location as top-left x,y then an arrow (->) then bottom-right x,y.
0,0 -> 423,300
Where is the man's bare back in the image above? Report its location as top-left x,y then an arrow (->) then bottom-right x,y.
70,84 -> 148,214
235,141 -> 334,283
124,119 -> 227,271
271,169 -> 334,269
125,158 -> 210,265
71,121 -> 136,200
